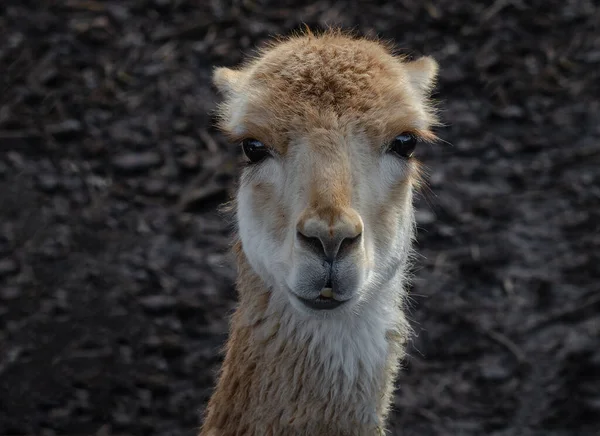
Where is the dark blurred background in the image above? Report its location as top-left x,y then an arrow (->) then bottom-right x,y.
0,1 -> 599,435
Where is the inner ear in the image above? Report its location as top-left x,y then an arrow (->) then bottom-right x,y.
213,67 -> 244,95
403,56 -> 439,94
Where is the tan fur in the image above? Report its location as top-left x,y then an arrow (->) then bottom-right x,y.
202,249 -> 405,435
215,30 -> 439,149
201,29 -> 439,436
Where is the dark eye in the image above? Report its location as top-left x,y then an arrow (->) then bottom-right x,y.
242,138 -> 271,163
389,133 -> 417,158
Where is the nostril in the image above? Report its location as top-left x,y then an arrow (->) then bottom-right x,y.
296,230 -> 324,255
338,233 -> 362,256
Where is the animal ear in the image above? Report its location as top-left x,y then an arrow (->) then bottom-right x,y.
404,56 -> 438,94
212,67 -> 244,95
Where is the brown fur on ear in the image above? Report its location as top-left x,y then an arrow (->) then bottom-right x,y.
404,56 -> 438,94
213,67 -> 244,95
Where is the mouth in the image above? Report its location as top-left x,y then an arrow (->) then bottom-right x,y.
295,281 -> 349,311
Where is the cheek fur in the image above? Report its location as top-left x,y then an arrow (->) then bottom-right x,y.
379,154 -> 412,190
363,156 -> 414,250
250,182 -> 288,242
240,159 -> 290,243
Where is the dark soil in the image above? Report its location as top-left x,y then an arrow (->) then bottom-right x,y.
1,1 -> 599,435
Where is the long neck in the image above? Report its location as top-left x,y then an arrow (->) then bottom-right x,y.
200,242 -> 410,436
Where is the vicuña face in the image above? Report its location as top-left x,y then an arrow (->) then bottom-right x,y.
213,33 -> 438,317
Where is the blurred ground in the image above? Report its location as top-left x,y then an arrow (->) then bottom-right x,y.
1,1 -> 599,435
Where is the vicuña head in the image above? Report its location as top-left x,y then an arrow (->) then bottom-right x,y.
201,29 -> 440,436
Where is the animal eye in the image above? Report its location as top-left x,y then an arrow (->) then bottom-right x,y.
389,133 -> 417,158
242,139 -> 271,163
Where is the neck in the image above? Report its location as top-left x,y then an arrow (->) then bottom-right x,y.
200,242 -> 410,436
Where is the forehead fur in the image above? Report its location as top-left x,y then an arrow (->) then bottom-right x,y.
214,30 -> 439,152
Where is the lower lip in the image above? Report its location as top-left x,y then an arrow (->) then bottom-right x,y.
296,295 -> 347,311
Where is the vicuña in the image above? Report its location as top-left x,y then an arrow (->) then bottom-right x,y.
201,29 -> 441,436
